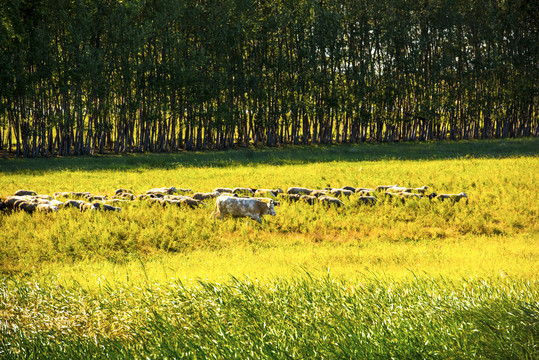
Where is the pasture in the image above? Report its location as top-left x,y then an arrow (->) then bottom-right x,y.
0,138 -> 538,358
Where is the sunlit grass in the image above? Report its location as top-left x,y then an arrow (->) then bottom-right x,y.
0,139 -> 538,358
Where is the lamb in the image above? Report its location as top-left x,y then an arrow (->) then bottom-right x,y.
318,196 -> 345,207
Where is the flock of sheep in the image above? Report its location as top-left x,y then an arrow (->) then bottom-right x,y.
0,185 -> 468,221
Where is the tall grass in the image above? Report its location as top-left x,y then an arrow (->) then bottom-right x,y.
0,276 -> 537,359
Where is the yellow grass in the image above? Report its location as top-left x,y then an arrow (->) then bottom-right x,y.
1,141 -> 538,289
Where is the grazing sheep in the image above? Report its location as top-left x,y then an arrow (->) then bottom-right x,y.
287,187 -> 314,195
179,198 -> 208,208
0,199 -> 6,211
299,195 -> 317,205
385,186 -> 409,193
137,194 -> 158,200
65,200 -> 97,211
37,204 -> 58,213
397,192 -> 423,199
435,193 -> 468,202
71,192 -> 92,198
356,190 -> 374,196
50,199 -> 64,208
277,193 -> 301,202
146,187 -> 177,195
309,190 -> 329,197
318,196 -> 345,207
64,200 -> 85,208
93,202 -> 121,212
355,188 -> 375,193
192,192 -> 220,201
213,187 -> 234,194
14,190 -> 37,196
113,193 -> 136,200
18,201 -> 38,213
232,187 -> 255,197
53,192 -> 72,198
80,202 -> 98,211
342,186 -> 356,192
386,185 -> 428,194
115,188 -> 133,195
329,189 -> 354,197
83,194 -> 107,201
357,196 -> 378,205
5,197 -> 28,210
375,185 -> 398,192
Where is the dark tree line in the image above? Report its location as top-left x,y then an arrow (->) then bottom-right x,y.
0,0 -> 537,157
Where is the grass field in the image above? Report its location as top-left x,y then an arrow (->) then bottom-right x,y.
0,138 -> 538,358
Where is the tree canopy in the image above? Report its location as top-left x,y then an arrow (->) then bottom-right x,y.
0,0 -> 537,156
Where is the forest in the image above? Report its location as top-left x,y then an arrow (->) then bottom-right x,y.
0,0 -> 537,157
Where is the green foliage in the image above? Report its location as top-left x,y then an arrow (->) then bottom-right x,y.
0,0 -> 537,157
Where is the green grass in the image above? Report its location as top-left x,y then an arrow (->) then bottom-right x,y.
0,138 -> 538,358
1,276 -> 537,359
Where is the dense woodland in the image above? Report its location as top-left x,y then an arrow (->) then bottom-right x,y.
0,0 -> 537,157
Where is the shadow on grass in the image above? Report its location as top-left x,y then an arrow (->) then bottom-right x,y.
0,138 -> 537,173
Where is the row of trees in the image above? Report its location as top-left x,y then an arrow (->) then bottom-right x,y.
0,0 -> 537,157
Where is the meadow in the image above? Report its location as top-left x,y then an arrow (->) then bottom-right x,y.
0,138 -> 538,358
